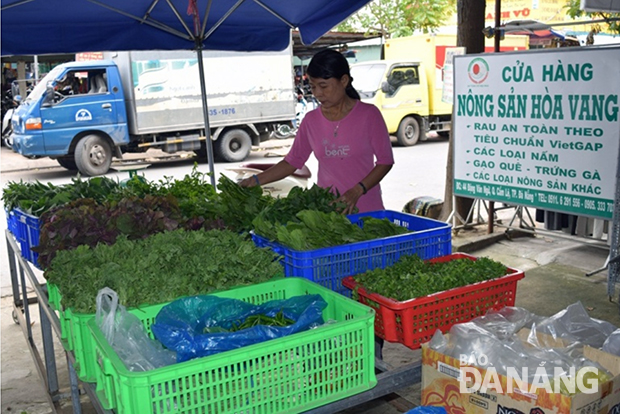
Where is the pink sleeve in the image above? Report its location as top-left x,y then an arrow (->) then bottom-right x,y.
368,105 -> 394,165
284,120 -> 313,170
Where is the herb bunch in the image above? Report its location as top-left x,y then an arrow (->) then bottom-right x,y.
264,210 -> 410,251
2,176 -> 119,216
45,229 -> 283,314
352,255 -> 508,302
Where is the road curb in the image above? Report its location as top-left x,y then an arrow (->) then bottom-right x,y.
452,228 -> 533,253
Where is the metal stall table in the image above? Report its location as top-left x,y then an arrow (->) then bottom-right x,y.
5,229 -> 422,414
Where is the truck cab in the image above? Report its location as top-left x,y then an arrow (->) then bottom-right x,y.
11,61 -> 129,175
350,59 -> 451,146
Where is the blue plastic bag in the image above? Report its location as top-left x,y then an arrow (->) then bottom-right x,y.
151,294 -> 327,362
405,407 -> 447,414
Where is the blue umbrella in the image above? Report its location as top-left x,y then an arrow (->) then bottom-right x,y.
1,0 -> 372,183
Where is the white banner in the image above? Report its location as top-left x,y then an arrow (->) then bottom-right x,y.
453,47 -> 620,219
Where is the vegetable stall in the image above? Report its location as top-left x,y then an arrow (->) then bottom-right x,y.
3,168 -> 527,413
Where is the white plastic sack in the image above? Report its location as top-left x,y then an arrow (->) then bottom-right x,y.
95,288 -> 176,371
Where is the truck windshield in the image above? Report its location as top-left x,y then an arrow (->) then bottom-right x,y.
25,66 -> 65,103
350,63 -> 386,98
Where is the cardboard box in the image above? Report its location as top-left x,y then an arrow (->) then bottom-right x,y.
421,333 -> 620,414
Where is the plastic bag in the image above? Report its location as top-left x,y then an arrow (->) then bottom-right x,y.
602,329 -> 620,356
95,288 -> 176,371
405,407 -> 447,414
472,306 -> 543,339
151,293 -> 328,362
527,302 -> 617,349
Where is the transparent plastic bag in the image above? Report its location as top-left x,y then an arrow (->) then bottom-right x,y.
472,306 -> 544,339
602,329 -> 620,356
151,293 -> 327,362
527,302 -> 617,349
95,288 -> 176,371
437,315 -> 614,390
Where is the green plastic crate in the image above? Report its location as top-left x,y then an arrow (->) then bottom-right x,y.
47,283 -> 61,311
46,283 -> 73,351
49,276 -> 292,384
87,277 -> 377,414
46,282 -> 102,381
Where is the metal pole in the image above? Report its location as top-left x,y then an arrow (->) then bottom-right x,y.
488,0 -> 502,234
195,45 -> 217,187
34,55 -> 39,83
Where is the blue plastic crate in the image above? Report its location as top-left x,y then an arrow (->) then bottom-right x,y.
13,208 -> 41,268
251,210 -> 452,297
6,209 -> 18,237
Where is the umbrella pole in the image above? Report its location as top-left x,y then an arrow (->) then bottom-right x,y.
195,45 -> 217,187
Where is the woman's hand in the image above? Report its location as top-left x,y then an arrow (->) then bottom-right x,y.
238,174 -> 260,188
335,184 -> 365,214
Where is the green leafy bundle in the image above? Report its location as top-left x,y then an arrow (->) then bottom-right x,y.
34,195 -> 225,269
45,229 -> 283,313
216,174 -> 273,233
2,176 -> 119,216
352,255 -> 508,302
110,165 -> 220,221
268,210 -> 410,251
252,184 -> 346,240
204,311 -> 295,333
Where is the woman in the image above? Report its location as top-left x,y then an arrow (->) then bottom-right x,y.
240,49 -> 394,214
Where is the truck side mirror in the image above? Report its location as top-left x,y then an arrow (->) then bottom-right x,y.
42,82 -> 55,106
381,81 -> 394,95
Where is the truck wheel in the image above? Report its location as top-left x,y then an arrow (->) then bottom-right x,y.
396,116 -> 421,146
75,134 -> 112,176
57,156 -> 78,170
215,129 -> 252,162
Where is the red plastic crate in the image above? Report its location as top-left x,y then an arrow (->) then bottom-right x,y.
342,253 -> 524,349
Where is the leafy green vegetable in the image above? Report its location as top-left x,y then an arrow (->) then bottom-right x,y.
352,255 -> 508,302
216,174 -> 273,233
252,184 -> 348,241
260,209 -> 410,251
110,164 -> 220,221
205,310 -> 295,333
1,176 -> 119,216
34,195 -> 225,269
45,229 -> 284,313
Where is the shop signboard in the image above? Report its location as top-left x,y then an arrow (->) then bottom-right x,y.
453,46 -> 620,220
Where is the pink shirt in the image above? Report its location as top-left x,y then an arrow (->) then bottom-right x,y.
285,101 -> 394,213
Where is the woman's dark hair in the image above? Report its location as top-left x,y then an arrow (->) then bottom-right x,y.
307,49 -> 360,100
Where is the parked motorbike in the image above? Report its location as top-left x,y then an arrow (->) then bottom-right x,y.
1,94 -> 21,149
272,90 -> 318,140
227,163 -> 312,198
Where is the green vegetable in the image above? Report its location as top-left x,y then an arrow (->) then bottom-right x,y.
260,209 -> 410,250
33,195 -> 226,269
1,176 -> 119,216
352,255 -> 508,302
45,229 -> 284,313
110,164 -> 220,221
208,310 -> 295,333
216,174 -> 273,233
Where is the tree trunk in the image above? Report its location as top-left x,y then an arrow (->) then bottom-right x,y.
439,0 -> 486,223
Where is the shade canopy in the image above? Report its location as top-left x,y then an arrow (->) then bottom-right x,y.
1,0 -> 372,56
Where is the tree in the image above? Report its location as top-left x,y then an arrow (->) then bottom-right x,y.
564,0 -> 620,34
439,0 -> 486,223
335,0 -> 457,38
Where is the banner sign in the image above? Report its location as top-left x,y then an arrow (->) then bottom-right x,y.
453,47 -> 620,219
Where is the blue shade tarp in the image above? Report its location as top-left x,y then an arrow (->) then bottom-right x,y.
1,0 -> 372,186
1,0 -> 372,56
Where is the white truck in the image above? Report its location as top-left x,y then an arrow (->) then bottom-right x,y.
10,47 -> 295,175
